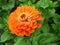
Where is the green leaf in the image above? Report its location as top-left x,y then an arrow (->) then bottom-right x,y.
38,33 -> 57,45
19,0 -> 28,3
32,40 -> 38,45
5,43 -> 13,45
2,14 -> 9,24
14,37 -> 31,45
49,1 -> 57,7
48,9 -> 55,15
36,0 -> 50,9
1,31 -> 13,42
40,9 -> 53,20
36,0 -> 57,8
0,17 -> 3,24
0,0 -> 7,7
40,37 -> 57,45
53,14 -> 60,24
31,33 -> 57,45
41,23 -> 50,33
5,41 -> 14,45
0,11 -> 10,29
1,11 -> 10,24
2,1 -> 14,10
0,24 -> 4,29
14,36 -> 24,45
52,24 -> 60,31
31,28 -> 41,38
14,37 -> 30,45
52,23 -> 60,36
27,1 -> 32,6
47,43 -> 57,45
30,0 -> 36,3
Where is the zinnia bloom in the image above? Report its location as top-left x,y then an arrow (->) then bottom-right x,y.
8,6 -> 43,36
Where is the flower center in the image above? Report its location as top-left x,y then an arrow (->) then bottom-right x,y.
19,13 -> 28,21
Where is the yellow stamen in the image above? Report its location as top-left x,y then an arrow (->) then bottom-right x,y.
18,13 -> 28,21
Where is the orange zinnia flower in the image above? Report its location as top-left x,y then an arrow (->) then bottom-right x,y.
8,6 -> 43,36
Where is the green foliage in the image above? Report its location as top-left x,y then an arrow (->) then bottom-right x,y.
19,0 -> 28,2
41,23 -> 50,33
0,0 -> 60,45
53,14 -> 60,24
5,42 -> 14,45
36,0 -> 51,9
0,24 -> 4,29
0,0 -> 15,10
34,0 -> 57,9
32,33 -> 57,45
30,0 -> 37,3
14,37 -> 31,45
19,0 -> 28,4
1,31 -> 14,42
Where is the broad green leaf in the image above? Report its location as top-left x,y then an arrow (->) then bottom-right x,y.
0,24 -> 4,29
36,0 -> 57,8
40,9 -> 53,20
1,31 -> 14,42
52,24 -> 57,31
52,23 -> 60,36
53,14 -> 60,24
5,41 -> 14,45
14,37 -> 31,45
48,9 -> 55,15
27,1 -> 32,6
49,1 -> 57,7
2,14 -> 9,24
32,40 -> 38,45
38,33 -> 57,45
0,0 -> 7,7
2,1 -> 14,10
30,0 -> 36,3
1,11 -> 10,24
31,33 -> 57,45
40,37 -> 57,45
0,9 -> 1,12
14,36 -> 24,45
31,28 -> 41,38
47,43 -> 57,45
52,23 -> 60,31
41,23 -> 50,33
0,17 -> 3,24
19,0 -> 28,3
14,36 -> 24,42
0,11 -> 10,29
36,0 -> 50,9
5,43 -> 13,45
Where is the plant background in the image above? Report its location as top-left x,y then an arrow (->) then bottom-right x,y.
0,0 -> 60,45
